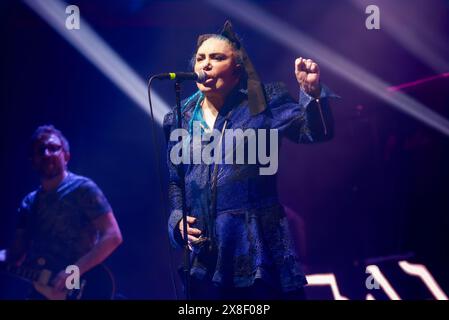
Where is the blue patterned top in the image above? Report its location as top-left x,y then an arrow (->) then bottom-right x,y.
163,82 -> 337,292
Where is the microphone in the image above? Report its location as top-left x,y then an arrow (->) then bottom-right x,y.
153,71 -> 207,83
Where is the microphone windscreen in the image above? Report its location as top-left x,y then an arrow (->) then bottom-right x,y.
196,71 -> 207,84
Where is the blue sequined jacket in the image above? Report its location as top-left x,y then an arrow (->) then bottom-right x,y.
163,82 -> 337,292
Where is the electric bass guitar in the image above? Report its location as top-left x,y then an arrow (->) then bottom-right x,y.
0,257 -> 116,300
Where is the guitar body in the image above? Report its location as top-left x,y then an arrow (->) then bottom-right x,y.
33,282 -> 68,300
1,259 -> 116,300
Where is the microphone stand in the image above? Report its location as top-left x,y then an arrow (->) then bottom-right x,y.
174,80 -> 191,300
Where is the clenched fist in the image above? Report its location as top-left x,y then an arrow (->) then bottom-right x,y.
295,57 -> 321,98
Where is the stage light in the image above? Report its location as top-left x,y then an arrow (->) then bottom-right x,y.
23,0 -> 170,125
206,0 -> 449,137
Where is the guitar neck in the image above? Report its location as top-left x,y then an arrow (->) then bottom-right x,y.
0,262 -> 43,282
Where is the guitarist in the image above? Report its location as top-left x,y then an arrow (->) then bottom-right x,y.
5,125 -> 123,299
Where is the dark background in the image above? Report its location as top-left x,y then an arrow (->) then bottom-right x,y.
1,0 -> 448,299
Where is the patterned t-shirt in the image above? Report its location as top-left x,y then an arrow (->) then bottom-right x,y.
18,172 -> 112,271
